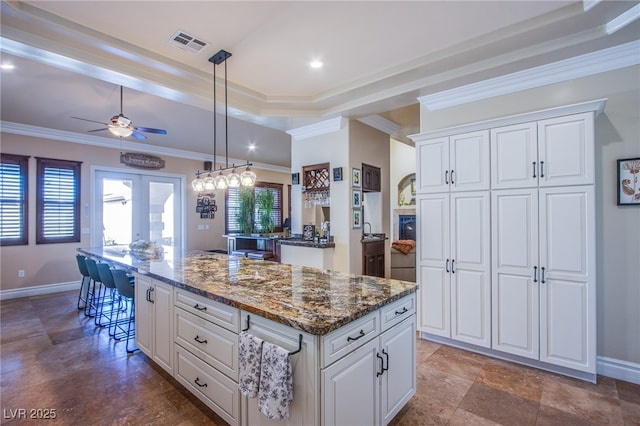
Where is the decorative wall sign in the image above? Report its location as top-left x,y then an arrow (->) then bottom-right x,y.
302,224 -> 316,241
196,195 -> 218,219
120,152 -> 165,169
617,157 -> 640,205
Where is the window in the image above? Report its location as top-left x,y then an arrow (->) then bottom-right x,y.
36,158 -> 81,244
0,154 -> 29,246
225,182 -> 283,234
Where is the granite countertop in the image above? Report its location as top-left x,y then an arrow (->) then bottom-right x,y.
78,247 -> 416,336
278,239 -> 336,249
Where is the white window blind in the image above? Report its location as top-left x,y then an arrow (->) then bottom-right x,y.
36,158 -> 81,244
0,154 -> 29,245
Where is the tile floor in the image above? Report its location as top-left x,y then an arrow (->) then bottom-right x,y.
1,290 -> 638,425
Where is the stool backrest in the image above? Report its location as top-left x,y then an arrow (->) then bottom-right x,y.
76,254 -> 90,277
96,262 -> 116,289
112,269 -> 134,299
85,258 -> 102,282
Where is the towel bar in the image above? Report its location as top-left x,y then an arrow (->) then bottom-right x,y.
242,314 -> 303,357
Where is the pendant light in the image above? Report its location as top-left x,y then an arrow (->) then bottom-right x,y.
192,49 -> 256,192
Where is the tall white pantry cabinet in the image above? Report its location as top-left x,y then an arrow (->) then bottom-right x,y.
412,100 -> 605,380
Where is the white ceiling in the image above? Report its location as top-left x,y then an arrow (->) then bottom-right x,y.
1,1 -> 638,170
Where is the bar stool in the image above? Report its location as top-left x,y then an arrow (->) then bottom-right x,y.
111,269 -> 137,353
95,262 -> 118,332
84,258 -> 104,318
75,254 -> 91,310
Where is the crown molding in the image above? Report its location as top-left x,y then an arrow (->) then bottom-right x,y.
418,40 -> 640,111
357,115 -> 401,135
286,116 -> 344,141
0,121 -> 290,173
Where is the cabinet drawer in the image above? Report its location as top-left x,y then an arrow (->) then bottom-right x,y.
175,345 -> 240,426
175,288 -> 240,332
175,307 -> 238,380
363,241 -> 385,255
321,310 -> 380,368
380,294 -> 416,332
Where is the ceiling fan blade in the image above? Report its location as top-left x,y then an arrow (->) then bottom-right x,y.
134,126 -> 167,135
130,131 -> 147,140
71,116 -> 109,126
88,128 -> 108,132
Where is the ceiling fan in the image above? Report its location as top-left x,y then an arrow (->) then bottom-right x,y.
71,86 -> 167,140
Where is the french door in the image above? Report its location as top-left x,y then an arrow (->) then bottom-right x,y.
93,169 -> 183,249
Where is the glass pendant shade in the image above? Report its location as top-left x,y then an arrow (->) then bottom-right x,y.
203,173 -> 216,191
191,175 -> 205,192
109,126 -> 133,137
227,169 -> 241,188
214,171 -> 229,190
241,166 -> 257,187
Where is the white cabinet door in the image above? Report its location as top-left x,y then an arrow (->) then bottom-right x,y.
450,192 -> 491,347
417,195 -> 450,336
449,130 -> 490,192
380,318 -> 416,425
491,189 -> 539,359
152,280 -> 174,374
416,137 -> 449,193
322,338 -> 380,426
539,186 -> 595,373
490,122 -> 538,190
538,113 -> 594,187
135,274 -> 153,357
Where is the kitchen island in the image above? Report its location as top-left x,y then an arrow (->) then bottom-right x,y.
78,247 -> 417,426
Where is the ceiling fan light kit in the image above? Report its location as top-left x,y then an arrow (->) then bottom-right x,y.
192,49 -> 256,192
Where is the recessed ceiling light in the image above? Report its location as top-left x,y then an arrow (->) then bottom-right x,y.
248,143 -> 256,151
1,63 -> 15,70
310,60 -> 323,69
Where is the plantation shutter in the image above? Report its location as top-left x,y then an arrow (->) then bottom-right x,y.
0,154 -> 29,246
225,182 -> 283,234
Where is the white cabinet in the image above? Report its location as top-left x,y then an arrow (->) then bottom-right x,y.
491,113 -> 594,190
417,192 -> 491,348
416,130 -> 489,193
322,315 -> 416,426
135,274 -> 174,374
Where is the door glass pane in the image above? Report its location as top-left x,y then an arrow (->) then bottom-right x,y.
149,181 -> 175,247
102,178 -> 133,247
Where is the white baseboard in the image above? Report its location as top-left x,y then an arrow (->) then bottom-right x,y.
597,356 -> 640,385
0,281 -> 80,300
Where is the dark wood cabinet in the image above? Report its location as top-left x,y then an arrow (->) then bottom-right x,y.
362,163 -> 381,192
362,240 -> 385,277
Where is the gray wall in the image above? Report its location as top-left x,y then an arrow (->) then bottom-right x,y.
419,66 -> 640,365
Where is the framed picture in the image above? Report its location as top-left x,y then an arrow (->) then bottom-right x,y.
352,189 -> 361,208
352,209 -> 361,228
617,157 -> 640,205
333,167 -> 343,182
302,224 -> 315,241
292,172 -> 300,185
352,168 -> 361,187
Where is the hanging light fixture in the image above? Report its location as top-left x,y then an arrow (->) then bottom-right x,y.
192,49 -> 256,192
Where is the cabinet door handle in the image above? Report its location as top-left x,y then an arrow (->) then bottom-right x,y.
533,266 -> 538,283
145,288 -> 150,302
445,170 -> 449,184
541,267 -> 546,284
194,335 -> 208,344
194,377 -> 208,388
395,307 -> 408,316
347,329 -> 365,342
148,287 -> 155,304
451,259 -> 456,274
451,170 -> 455,184
376,352 -> 385,377
532,162 -> 537,178
382,349 -> 389,374
193,304 -> 207,311
445,259 -> 450,273
540,161 -> 545,178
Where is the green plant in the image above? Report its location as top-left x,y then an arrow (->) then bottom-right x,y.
237,187 -> 255,234
256,189 -> 275,234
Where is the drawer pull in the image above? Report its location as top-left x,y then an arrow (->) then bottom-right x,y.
194,304 -> 207,311
347,329 -> 365,342
194,335 -> 208,344
194,377 -> 208,388
395,307 -> 408,315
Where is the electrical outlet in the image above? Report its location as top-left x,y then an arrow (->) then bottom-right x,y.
18,270 -> 25,278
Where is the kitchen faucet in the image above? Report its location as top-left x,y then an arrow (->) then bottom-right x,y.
363,222 -> 372,235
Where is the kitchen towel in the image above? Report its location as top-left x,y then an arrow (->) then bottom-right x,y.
238,331 -> 264,398
258,341 -> 293,420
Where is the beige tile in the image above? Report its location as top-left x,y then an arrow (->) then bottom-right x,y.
449,408 -> 501,425
475,360 -> 544,402
424,345 -> 487,381
618,380 -> 640,405
458,383 -> 539,426
620,400 -> 640,426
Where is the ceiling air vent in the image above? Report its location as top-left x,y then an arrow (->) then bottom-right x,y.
169,30 -> 208,54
